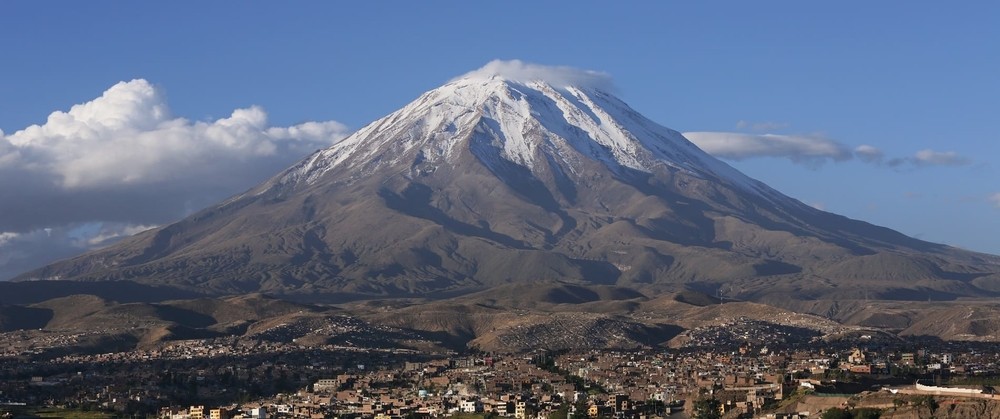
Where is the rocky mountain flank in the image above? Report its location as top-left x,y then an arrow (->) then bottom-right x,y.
18,68 -> 1000,318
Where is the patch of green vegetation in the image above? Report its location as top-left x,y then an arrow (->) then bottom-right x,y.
1,407 -> 114,419
773,387 -> 811,410
851,408 -> 882,419
946,376 -> 1000,387
692,398 -> 721,419
821,408 -> 851,419
449,414 -> 501,419
820,407 -> 882,419
911,395 -> 938,412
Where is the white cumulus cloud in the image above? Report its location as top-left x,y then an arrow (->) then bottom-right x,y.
0,232 -> 20,247
912,149 -> 972,167
0,79 -> 350,279
3,80 -> 348,190
682,132 -> 853,166
453,59 -> 614,91
854,144 -> 885,163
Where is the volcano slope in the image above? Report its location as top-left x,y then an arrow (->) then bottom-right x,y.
17,64 -> 1000,341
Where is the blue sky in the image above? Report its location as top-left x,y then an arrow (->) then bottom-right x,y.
0,2 -> 997,278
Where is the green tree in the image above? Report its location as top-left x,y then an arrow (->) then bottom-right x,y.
853,408 -> 882,419
548,405 -> 570,419
913,395 -> 938,412
821,407 -> 851,419
692,398 -> 721,419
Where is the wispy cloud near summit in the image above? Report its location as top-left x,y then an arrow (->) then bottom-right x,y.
454,60 -> 615,91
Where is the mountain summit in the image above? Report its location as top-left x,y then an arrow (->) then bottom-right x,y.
23,61 -> 1000,303
268,64 -> 771,201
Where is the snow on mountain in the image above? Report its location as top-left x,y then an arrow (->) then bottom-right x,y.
268,61 -> 776,204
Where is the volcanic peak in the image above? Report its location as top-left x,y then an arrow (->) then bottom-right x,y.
450,59 -> 615,91
19,61 -> 1000,307
269,65 -> 772,204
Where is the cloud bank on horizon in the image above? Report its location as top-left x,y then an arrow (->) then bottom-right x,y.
0,79 -> 349,279
682,132 -> 853,166
682,131 -> 972,169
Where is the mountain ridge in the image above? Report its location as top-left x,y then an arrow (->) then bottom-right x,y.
18,66 -> 1000,304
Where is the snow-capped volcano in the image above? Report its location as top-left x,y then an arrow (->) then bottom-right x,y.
271,65 -> 769,199
24,61 -> 1000,302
